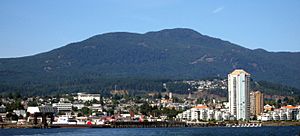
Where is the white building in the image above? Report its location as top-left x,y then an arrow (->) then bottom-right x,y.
72,103 -> 85,110
190,105 -> 209,121
13,110 -> 27,117
52,103 -> 72,112
178,105 -> 209,121
228,69 -> 250,120
0,105 -> 6,113
77,93 -> 100,102
280,105 -> 298,120
176,105 -> 231,122
272,111 -> 280,120
27,106 -> 55,114
214,111 -> 223,121
258,113 -> 272,121
90,104 -> 103,112
258,105 -> 300,121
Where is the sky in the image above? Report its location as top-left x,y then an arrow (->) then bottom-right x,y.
0,0 -> 300,58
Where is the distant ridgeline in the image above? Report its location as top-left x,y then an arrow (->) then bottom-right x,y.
0,28 -> 299,96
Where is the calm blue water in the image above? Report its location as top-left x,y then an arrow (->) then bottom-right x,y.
0,127 -> 300,136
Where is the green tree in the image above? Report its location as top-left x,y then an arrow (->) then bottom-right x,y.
173,97 -> 184,103
81,107 -> 91,115
6,99 -> 24,112
164,94 -> 169,99
77,113 -> 83,117
27,101 -> 38,106
161,107 -> 178,119
140,102 -> 152,116
100,97 -> 104,106
91,98 -> 99,104
283,97 -> 289,103
72,106 -> 78,112
288,99 -> 295,105
196,98 -> 203,104
107,109 -> 115,116
84,101 -> 92,106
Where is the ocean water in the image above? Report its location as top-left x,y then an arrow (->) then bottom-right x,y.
1,127 -> 300,136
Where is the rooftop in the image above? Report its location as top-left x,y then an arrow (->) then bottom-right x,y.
230,69 -> 250,76
194,105 -> 208,109
281,105 -> 297,109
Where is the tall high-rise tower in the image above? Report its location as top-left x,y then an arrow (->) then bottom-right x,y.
228,69 -> 251,120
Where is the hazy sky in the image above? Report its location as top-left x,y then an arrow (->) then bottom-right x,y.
1,0 -> 300,58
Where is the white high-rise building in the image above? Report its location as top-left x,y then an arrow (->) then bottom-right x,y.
228,69 -> 250,120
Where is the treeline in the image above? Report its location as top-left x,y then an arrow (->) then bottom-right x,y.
252,81 -> 300,96
0,76 -> 299,98
0,77 -> 170,96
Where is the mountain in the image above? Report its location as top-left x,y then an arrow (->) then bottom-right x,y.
0,28 -> 299,95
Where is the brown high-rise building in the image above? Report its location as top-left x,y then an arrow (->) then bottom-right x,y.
250,91 -> 264,116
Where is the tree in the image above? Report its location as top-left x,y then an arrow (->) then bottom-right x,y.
8,93 -> 13,99
283,97 -> 289,103
77,113 -> 83,117
140,102 -> 152,116
91,98 -> 99,104
67,96 -> 74,102
157,92 -> 162,99
196,98 -> 203,104
161,107 -> 178,119
100,97 -> 104,106
6,113 -> 12,120
164,94 -> 169,99
288,99 -> 295,105
173,97 -> 184,103
84,101 -> 92,106
6,99 -> 24,112
13,92 -> 21,99
81,107 -> 91,115
107,109 -> 114,116
27,101 -> 38,107
72,106 -> 78,112
276,99 -> 282,108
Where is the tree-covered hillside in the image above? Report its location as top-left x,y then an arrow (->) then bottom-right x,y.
0,28 -> 299,95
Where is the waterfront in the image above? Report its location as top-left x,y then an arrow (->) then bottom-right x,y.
1,127 -> 300,136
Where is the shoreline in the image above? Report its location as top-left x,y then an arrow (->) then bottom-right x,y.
1,121 -> 300,129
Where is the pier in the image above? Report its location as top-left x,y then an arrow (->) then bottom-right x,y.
110,121 -> 186,128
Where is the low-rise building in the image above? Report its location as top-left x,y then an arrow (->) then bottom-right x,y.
27,106 -> 55,124
90,104 -> 102,112
52,103 -> 72,113
0,105 -> 6,121
77,93 -> 100,102
258,113 -> 272,121
264,104 -> 274,111
73,103 -> 85,110
176,104 -> 231,122
13,110 -> 26,117
0,105 -> 6,113
258,105 -> 300,121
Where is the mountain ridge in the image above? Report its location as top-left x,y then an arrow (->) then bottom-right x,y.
0,28 -> 299,95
